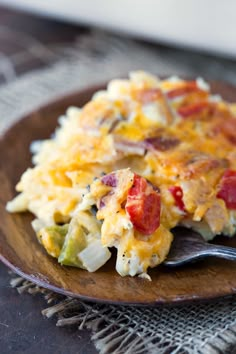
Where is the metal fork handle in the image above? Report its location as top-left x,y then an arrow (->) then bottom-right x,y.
206,244 -> 236,261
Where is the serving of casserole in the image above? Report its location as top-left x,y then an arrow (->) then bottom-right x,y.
6,71 -> 236,280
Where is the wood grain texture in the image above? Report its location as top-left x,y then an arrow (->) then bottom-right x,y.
1,82 -> 236,306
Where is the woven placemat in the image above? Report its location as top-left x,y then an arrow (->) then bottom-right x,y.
1,31 -> 236,354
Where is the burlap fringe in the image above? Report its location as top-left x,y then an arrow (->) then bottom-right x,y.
10,276 -> 154,354
9,275 -> 236,354
200,325 -> 236,354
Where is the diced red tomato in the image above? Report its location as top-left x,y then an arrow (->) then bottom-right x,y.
125,174 -> 161,235
177,101 -> 209,118
221,170 -> 236,179
217,169 -> 236,209
169,186 -> 185,211
166,82 -> 201,99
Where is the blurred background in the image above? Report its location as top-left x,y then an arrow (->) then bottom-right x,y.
1,0 -> 236,57
0,1 -> 236,88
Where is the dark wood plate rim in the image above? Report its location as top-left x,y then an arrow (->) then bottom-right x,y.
1,253 -> 235,307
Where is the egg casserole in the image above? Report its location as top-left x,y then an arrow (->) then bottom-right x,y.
6,71 -> 236,279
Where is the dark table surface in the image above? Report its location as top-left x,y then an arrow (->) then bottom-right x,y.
1,5 -> 236,354
0,264 -> 96,354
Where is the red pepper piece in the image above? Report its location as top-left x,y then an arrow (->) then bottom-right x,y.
166,82 -> 200,99
217,170 -> 236,209
177,101 -> 209,118
169,186 -> 185,211
125,174 -> 161,235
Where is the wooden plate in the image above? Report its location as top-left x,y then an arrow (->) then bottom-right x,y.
1,81 -> 236,306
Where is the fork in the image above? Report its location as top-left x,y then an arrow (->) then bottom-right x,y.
163,227 -> 236,267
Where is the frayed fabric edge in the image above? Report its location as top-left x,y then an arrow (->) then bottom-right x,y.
9,275 -> 236,354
